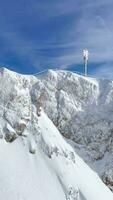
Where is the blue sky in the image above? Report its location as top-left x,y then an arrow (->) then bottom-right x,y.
0,0 -> 113,78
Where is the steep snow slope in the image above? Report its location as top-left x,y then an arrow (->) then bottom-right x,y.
38,111 -> 113,200
0,108 -> 113,199
0,67 -> 113,199
0,139 -> 65,200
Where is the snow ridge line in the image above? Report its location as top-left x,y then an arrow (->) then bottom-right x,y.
32,68 -> 105,80
33,68 -> 89,77
0,66 -> 111,80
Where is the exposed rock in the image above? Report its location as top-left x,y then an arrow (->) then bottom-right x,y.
29,140 -> 36,154
102,168 -> 113,191
66,187 -> 79,200
4,123 -> 18,142
14,119 -> 27,135
5,132 -> 17,142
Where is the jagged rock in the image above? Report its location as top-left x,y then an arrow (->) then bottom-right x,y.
66,187 -> 79,200
5,132 -> 17,142
37,106 -> 42,117
14,119 -> 27,135
69,151 -> 76,163
102,168 -> 113,191
4,123 -> 18,142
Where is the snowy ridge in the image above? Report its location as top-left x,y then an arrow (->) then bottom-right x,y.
0,67 -> 113,199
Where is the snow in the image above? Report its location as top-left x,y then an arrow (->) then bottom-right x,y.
38,111 -> 113,200
32,69 -> 113,189
0,139 -> 65,200
0,109 -> 113,200
0,67 -> 113,199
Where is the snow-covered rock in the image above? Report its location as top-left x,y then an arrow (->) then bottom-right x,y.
4,123 -> 17,142
0,67 -> 113,199
31,69 -> 113,190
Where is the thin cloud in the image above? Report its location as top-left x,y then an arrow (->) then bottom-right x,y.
91,63 -> 113,79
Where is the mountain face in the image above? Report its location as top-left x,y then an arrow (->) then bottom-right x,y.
32,69 -> 113,190
0,67 -> 113,200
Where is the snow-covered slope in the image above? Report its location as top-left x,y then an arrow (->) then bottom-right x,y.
0,67 -> 113,199
31,69 -> 113,190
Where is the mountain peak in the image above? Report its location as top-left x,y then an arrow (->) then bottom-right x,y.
0,67 -> 19,77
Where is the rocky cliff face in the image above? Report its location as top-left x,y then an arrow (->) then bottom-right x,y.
0,67 -> 113,194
